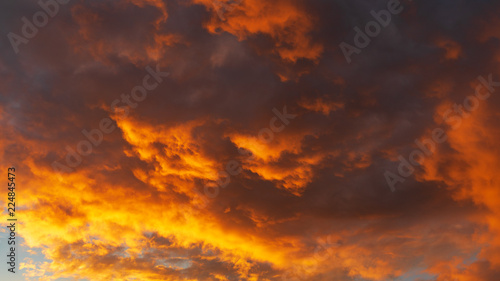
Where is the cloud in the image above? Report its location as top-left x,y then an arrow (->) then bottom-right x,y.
1,0 -> 500,280
191,0 -> 324,63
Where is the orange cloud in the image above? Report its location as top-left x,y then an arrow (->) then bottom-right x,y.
435,38 -> 463,60
299,97 -> 345,115
192,0 -> 323,62
419,76 -> 500,279
70,1 -> 181,66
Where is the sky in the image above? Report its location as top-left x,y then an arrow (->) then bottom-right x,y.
0,0 -> 500,280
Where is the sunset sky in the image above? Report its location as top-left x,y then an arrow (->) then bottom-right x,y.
1,0 -> 500,280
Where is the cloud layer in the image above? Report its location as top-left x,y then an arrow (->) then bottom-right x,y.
1,0 -> 500,280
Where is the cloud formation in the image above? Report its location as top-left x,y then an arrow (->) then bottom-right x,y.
1,0 -> 500,280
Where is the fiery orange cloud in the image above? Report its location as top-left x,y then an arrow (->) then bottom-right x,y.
0,112 -> 323,280
191,0 -> 323,62
417,76 -> 500,280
